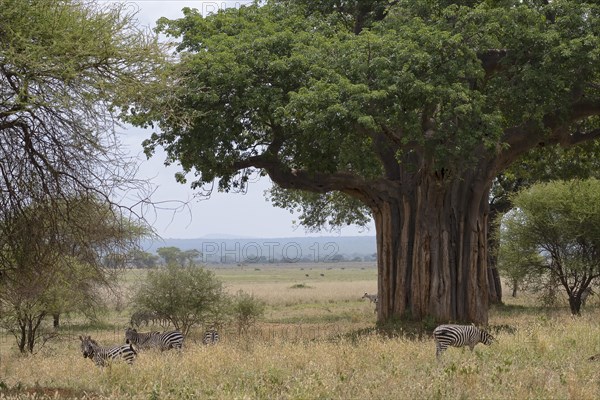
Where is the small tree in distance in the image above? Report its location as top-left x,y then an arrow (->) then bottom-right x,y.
231,290 -> 266,335
156,247 -> 202,267
496,222 -> 546,298
133,264 -> 227,335
499,179 -> 600,315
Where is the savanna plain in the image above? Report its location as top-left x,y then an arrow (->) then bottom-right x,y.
1,262 -> 599,399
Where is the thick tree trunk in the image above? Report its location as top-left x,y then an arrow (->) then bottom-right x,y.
17,322 -> 26,353
486,221 -> 503,304
568,295 -> 582,316
488,265 -> 502,304
374,174 -> 490,324
487,201 -> 509,305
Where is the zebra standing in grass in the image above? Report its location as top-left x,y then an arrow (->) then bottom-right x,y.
79,335 -> 137,367
202,328 -> 219,345
124,328 -> 161,349
130,310 -> 155,328
433,324 -> 494,359
125,328 -> 184,351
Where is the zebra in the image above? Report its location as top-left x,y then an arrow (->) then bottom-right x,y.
124,328 -> 161,349
433,324 -> 494,359
130,310 -> 155,327
125,328 -> 184,351
130,310 -> 170,328
79,335 -> 137,367
202,328 -> 219,345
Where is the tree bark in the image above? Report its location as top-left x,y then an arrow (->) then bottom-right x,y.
486,216 -> 503,305
487,201 -> 510,305
17,321 -> 26,353
488,265 -> 502,304
373,172 -> 490,324
568,295 -> 582,316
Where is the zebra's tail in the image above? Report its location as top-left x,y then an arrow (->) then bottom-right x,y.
129,343 -> 138,355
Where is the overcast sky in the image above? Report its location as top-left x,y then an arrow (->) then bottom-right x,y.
111,1 -> 375,239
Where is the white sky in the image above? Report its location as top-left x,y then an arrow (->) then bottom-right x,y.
111,1 -> 376,239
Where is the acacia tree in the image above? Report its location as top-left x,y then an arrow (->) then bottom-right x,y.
0,196 -> 145,352
131,0 -> 600,324
496,222 -> 546,298
500,179 -> 600,315
156,246 -> 202,267
133,264 -> 228,335
0,0 -> 162,278
127,249 -> 160,269
487,141 -> 600,303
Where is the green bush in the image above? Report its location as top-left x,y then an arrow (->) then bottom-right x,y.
231,290 -> 265,335
132,264 -> 227,335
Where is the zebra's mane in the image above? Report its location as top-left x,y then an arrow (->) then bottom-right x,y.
86,337 -> 100,347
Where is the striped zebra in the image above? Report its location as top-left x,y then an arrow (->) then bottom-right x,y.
125,328 -> 184,351
79,335 -> 137,367
433,324 -> 494,359
202,329 -> 219,345
124,328 -> 161,349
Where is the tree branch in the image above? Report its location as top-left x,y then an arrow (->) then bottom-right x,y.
477,49 -> 509,76
495,99 -> 600,172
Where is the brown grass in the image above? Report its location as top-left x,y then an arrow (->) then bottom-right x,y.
1,265 -> 599,399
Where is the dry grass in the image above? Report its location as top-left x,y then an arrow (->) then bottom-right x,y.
2,315 -> 600,400
225,280 -> 377,305
1,265 -> 600,399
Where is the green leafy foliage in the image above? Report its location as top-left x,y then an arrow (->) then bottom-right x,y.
133,264 -> 228,335
231,290 -> 266,334
499,179 -> 600,314
127,0 -> 600,322
156,247 -> 201,267
0,0 -> 163,212
0,196 -> 146,352
131,0 -> 600,230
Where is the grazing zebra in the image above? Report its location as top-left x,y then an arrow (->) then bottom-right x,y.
125,328 -> 184,351
79,335 -> 137,367
130,310 -> 154,327
130,310 -> 170,328
202,329 -> 219,345
433,324 -> 494,359
124,328 -> 161,349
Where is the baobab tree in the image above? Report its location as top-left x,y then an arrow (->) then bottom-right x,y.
129,0 -> 600,324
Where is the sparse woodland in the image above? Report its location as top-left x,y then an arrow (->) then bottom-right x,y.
2,0 -> 600,398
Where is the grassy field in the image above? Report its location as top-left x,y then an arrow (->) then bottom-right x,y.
1,262 -> 599,399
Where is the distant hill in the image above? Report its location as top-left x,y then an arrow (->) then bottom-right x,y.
140,236 -> 377,264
